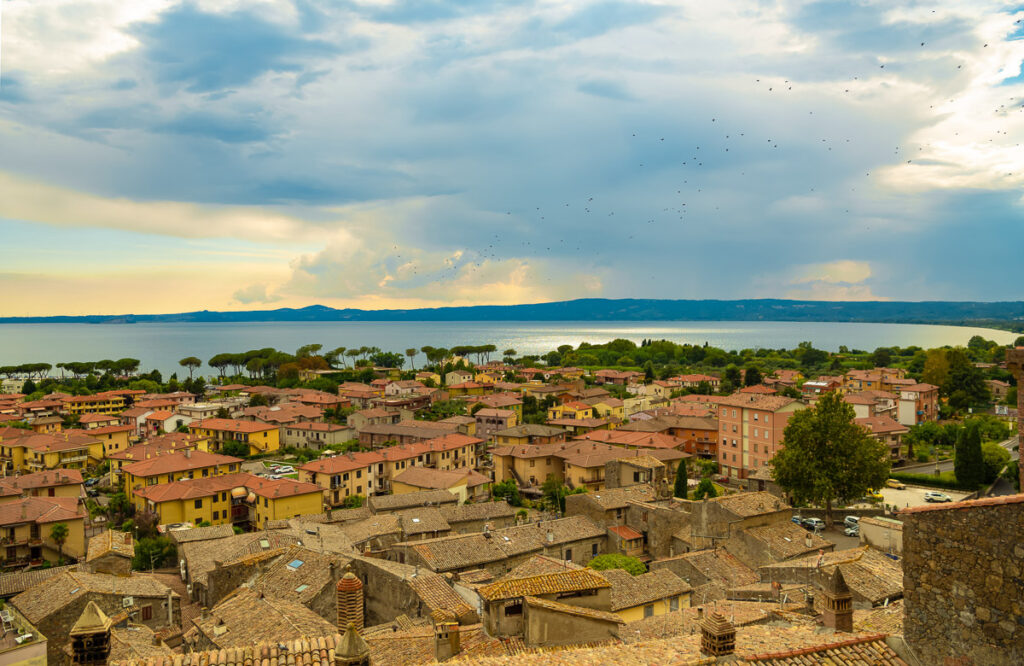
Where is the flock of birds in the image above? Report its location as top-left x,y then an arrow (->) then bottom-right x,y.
386,20 -> 1024,286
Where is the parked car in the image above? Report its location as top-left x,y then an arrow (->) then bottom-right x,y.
864,489 -> 884,501
267,474 -> 283,480
86,488 -> 99,497
84,478 -> 99,487
791,515 -> 803,525
844,516 -> 860,529
802,517 -> 826,532
885,479 -> 906,490
844,525 -> 860,537
924,491 -> 953,503
276,466 -> 295,474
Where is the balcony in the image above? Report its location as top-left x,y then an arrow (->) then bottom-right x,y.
580,477 -> 605,487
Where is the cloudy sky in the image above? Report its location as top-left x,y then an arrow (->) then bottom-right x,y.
1,0 -> 1023,316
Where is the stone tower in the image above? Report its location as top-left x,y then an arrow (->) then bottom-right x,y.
699,611 -> 735,657
336,570 -> 364,632
821,568 -> 853,633
334,623 -> 370,666
70,601 -> 113,665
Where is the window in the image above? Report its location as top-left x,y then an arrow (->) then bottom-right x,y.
592,543 -> 598,557
194,499 -> 202,509
356,470 -> 362,478
753,414 -> 759,421
504,601 -> 523,616
221,492 -> 227,502
644,604 -> 654,618
564,548 -> 572,561
213,511 -> 219,520
529,460 -> 535,467
670,596 -> 679,612
264,498 -> 269,507
141,605 -> 153,621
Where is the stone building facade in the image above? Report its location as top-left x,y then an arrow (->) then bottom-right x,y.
901,495 -> 1024,666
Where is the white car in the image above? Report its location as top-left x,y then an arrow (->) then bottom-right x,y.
844,526 -> 860,537
275,466 -> 295,474
923,491 -> 953,503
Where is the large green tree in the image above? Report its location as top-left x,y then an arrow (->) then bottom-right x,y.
179,357 -> 202,380
770,391 -> 890,526
673,458 -> 688,498
954,420 -> 985,488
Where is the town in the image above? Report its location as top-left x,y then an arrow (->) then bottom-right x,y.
0,337 -> 1020,665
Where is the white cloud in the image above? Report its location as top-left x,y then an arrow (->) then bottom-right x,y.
793,260 -> 873,285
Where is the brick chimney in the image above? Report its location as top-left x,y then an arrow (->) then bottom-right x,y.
821,568 -> 853,632
699,611 -> 735,657
336,570 -> 364,632
433,617 -> 460,662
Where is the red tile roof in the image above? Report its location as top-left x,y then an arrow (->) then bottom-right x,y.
608,525 -> 643,540
191,418 -> 279,433
122,450 -> 242,477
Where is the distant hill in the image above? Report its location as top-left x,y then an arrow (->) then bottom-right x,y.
3,298 -> 1024,330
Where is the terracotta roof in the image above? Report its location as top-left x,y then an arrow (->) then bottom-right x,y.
898,492 -> 1024,515
600,568 -> 691,611
856,415 -> 909,435
121,450 -> 242,477
497,555 -> 583,582
608,525 -> 643,540
479,568 -> 610,601
743,522 -> 832,560
0,564 -> 75,598
714,395 -> 801,411
367,489 -> 458,512
166,524 -> 237,544
189,588 -> 336,650
707,492 -> 788,517
0,468 -> 83,493
191,418 -> 279,433
299,451 -> 380,475
134,472 -> 320,503
11,570 -> 176,624
438,501 -> 515,525
407,571 -> 475,619
899,383 -> 938,392
661,548 -> 758,587
4,432 -> 100,453
0,496 -> 84,527
586,484 -> 658,509
394,507 -> 452,536
392,466 -> 490,491
744,634 -> 906,664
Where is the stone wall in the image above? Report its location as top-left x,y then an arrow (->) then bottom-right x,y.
902,498 -> 1024,666
625,501 -> 691,559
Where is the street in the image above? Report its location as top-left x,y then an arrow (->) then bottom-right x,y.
880,485 -> 971,510
894,435 -> 1018,476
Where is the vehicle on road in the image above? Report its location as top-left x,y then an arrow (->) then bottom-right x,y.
885,479 -> 906,490
84,478 -> 99,487
923,491 -> 953,503
864,489 -> 884,501
791,515 -> 803,524
275,466 -> 295,474
844,525 -> 860,537
801,517 -> 826,532
267,474 -> 283,480
844,516 -> 860,529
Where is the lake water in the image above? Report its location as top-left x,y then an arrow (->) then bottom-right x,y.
0,320 -> 1016,379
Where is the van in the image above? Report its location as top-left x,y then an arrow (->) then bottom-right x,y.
844,516 -> 860,529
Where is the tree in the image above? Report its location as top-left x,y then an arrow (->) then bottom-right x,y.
944,348 -> 989,410
221,440 -> 250,457
869,348 -> 892,367
491,480 -> 523,506
49,523 -> 69,562
21,379 -> 37,395
980,441 -> 1011,484
179,357 -> 202,380
770,391 -> 890,526
587,554 -> 647,576
743,366 -> 762,387
693,477 -> 717,500
107,492 -> 133,526
341,494 -> 365,508
954,421 -> 985,488
215,407 -> 231,419
541,478 -> 586,513
248,393 -> 269,407
722,365 -> 742,392
132,536 -> 177,571
673,458 -> 688,498
405,348 -> 417,370
921,349 -> 950,388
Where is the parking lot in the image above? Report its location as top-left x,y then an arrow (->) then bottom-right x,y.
880,485 -> 970,510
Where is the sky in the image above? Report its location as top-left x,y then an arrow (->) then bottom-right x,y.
1,0 -> 1024,316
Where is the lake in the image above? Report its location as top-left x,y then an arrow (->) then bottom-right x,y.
0,320 -> 1016,379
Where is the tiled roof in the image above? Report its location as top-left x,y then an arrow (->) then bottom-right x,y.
522,595 -> 625,624
854,599 -> 904,636
744,634 -> 907,664
121,450 -> 242,477
662,548 -> 758,587
393,466 -> 490,490
479,568 -> 610,601
191,418 -> 278,433
166,524 -> 237,544
189,588 -> 336,650
338,514 -> 403,547
0,496 -> 84,527
586,484 -> 658,509
0,468 -> 82,492
86,530 -> 135,562
493,424 -> 565,438
855,416 -> 909,435
0,564 -> 75,598
108,625 -> 174,663
497,555 -> 583,582
608,525 -> 643,540
600,568 -> 692,611
4,432 -> 100,453
713,395 -> 800,411
180,531 -> 308,586
438,501 -> 515,525
134,472 -> 320,503
708,491 -> 789,517
760,546 -> 902,604
254,547 -> 351,606
11,570 -> 176,624
367,489 -> 458,512
743,522 -> 832,560
394,507 -> 452,535
408,571 -> 475,619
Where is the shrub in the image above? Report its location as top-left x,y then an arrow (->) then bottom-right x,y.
587,554 -> 647,576
889,471 -> 973,491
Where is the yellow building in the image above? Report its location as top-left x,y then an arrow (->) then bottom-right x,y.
132,472 -> 322,530
547,401 -> 594,420
63,392 -> 128,416
65,425 -> 133,458
0,496 -> 87,566
188,418 -> 280,455
602,568 -> 691,622
491,443 -> 566,488
587,398 -> 625,421
391,466 -> 490,503
0,469 -> 85,504
299,451 -> 378,508
0,432 -> 103,474
122,450 -> 243,502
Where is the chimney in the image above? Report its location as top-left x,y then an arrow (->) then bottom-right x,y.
699,611 -> 735,657
821,569 -> 853,632
433,619 -> 460,662
336,570 -> 364,632
70,601 -> 113,666
334,623 -> 370,666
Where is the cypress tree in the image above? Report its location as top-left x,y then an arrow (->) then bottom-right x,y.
673,459 -> 689,498
954,421 -> 985,488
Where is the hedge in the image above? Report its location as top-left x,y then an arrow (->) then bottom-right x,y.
889,471 -> 975,491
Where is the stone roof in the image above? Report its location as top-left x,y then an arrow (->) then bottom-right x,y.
585,484 -> 658,509
254,547 -> 351,606
600,568 -> 692,611
407,571 -> 476,619
392,466 -> 490,491
497,554 -> 583,582
478,569 -> 610,601
0,564 -> 75,598
853,599 -> 904,636
180,531 -> 307,586
367,489 -> 458,512
188,588 -> 336,650
394,507 -> 452,536
760,546 -> 902,605
166,524 -> 237,544
523,595 -> 625,624
663,548 -> 759,587
707,491 -> 788,517
743,522 -> 832,560
86,530 -> 135,562
438,501 -> 515,525
11,570 -> 176,625
109,624 -> 174,663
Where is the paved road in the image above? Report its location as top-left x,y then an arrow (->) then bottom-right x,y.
881,485 -> 970,510
895,436 -> 1018,476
